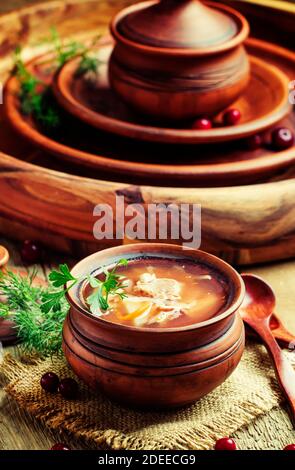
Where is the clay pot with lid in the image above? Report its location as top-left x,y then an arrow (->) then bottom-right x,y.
109,0 -> 250,122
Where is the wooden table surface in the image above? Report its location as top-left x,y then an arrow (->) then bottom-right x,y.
1,0 -> 295,451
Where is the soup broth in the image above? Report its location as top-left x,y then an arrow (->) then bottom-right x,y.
84,258 -> 231,329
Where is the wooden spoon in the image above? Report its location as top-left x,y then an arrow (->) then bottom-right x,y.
240,273 -> 295,427
240,273 -> 295,348
246,310 -> 295,349
269,314 -> 295,350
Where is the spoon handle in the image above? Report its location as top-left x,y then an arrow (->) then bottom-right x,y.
271,315 -> 295,350
245,318 -> 295,428
246,313 -> 295,349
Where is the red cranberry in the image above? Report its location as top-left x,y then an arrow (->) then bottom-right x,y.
58,378 -> 79,399
21,240 -> 42,264
50,443 -> 70,450
284,444 -> 295,450
215,437 -> 237,450
245,134 -> 263,150
223,108 -> 241,126
192,118 -> 212,130
40,372 -> 59,393
271,127 -> 294,151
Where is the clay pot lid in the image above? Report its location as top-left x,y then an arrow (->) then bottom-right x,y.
112,0 -> 249,54
0,246 -> 9,269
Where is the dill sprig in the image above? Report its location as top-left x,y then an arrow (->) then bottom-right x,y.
76,53 -> 101,76
0,270 -> 69,356
41,259 -> 128,315
41,27 -> 102,75
0,259 -> 128,356
48,26 -> 85,68
14,28 -> 102,129
14,46 -> 60,129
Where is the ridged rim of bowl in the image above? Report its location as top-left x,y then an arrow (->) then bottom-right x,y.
62,327 -> 244,377
110,0 -> 250,56
66,243 -> 245,334
64,309 -> 243,367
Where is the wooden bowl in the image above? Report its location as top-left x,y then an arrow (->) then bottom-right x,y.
109,0 -> 250,121
4,37 -> 294,188
63,243 -> 245,408
54,47 -> 291,144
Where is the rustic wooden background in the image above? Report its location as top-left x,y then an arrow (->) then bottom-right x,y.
0,0 -> 43,11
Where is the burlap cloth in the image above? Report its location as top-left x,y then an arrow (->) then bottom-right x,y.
0,340 -> 293,450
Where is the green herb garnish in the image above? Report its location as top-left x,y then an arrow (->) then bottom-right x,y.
0,258 -> 128,356
41,258 -> 128,315
76,53 -> 101,76
14,46 -> 60,129
41,27 -> 102,74
0,269 -> 68,356
14,28 -> 102,129
47,26 -> 85,68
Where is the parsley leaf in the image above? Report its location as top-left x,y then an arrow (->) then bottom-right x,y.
42,258 -> 129,315
48,263 -> 76,287
86,258 -> 129,312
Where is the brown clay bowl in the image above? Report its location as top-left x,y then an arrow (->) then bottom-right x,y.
65,244 -> 245,352
63,308 -> 243,367
0,247 -> 47,345
109,0 -> 250,121
63,243 -> 245,408
54,47 -> 291,144
63,320 -> 244,408
63,336 -> 244,409
4,37 -> 295,187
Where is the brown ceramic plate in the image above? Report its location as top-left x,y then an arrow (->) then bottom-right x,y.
3,37 -> 295,187
52,45 -> 291,144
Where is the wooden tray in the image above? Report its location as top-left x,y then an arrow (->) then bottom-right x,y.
0,0 -> 295,265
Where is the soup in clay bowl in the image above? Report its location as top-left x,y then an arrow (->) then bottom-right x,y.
63,244 -> 245,409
